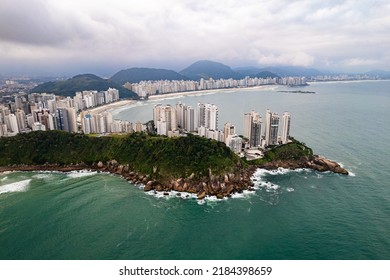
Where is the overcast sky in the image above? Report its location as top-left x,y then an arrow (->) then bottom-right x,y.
1,0 -> 389,76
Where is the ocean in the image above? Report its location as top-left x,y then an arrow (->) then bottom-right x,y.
0,80 -> 389,259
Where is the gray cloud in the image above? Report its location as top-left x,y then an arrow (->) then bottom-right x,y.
1,0 -> 389,75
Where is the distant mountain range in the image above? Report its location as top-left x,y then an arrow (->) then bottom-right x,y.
32,60 -> 389,98
111,67 -> 189,84
32,74 -> 137,99
178,60 -> 243,80
364,70 -> 390,78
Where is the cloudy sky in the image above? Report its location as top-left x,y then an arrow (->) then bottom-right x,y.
1,0 -> 389,76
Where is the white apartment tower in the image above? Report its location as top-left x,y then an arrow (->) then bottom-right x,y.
243,111 -> 262,148
224,123 -> 236,145
198,103 -> 218,130
185,106 -> 195,132
154,105 -> 177,136
281,112 -> 291,144
265,109 -> 279,146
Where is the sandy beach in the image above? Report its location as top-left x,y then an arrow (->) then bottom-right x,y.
82,99 -> 136,115
148,84 -> 279,101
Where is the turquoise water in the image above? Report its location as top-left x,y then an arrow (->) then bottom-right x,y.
0,81 -> 389,259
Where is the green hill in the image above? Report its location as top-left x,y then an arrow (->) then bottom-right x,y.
111,68 -> 189,84
31,74 -> 138,99
0,131 -> 241,179
179,60 -> 244,80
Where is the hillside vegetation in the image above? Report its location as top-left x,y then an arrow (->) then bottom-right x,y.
31,74 -> 138,99
0,131 -> 241,179
111,68 -> 189,84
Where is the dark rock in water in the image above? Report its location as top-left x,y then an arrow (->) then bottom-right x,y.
197,191 -> 206,200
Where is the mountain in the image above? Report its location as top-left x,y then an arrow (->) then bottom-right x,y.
365,70 -> 390,78
256,66 -> 324,77
234,66 -> 262,77
31,74 -> 138,99
111,67 -> 189,84
254,71 -> 280,79
179,60 -> 244,80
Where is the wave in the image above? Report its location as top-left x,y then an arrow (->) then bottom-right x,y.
1,176 -> 8,182
67,170 -> 98,178
0,179 -> 31,195
348,171 -> 356,177
32,173 -> 54,179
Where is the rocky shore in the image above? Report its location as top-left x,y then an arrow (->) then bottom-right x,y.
258,155 -> 349,175
0,155 -> 348,200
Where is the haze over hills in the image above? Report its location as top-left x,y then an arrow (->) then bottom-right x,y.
111,67 -> 189,84
31,74 -> 138,99
179,60 -> 243,80
30,60 -> 388,98
364,70 -> 390,78
234,66 -> 324,77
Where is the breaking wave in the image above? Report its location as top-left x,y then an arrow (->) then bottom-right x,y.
67,170 -> 98,178
0,179 -> 31,195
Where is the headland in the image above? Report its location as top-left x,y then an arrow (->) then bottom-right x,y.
0,131 -> 348,199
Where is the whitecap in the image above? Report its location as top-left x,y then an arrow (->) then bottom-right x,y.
286,187 -> 295,192
231,189 -> 256,199
1,176 -> 8,182
0,179 -> 31,195
66,170 -> 98,178
32,173 -> 53,179
348,171 -> 356,177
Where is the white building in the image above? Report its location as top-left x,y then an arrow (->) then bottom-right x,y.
281,112 -> 291,144
224,122 -> 236,145
243,111 -> 262,148
226,134 -> 243,153
264,109 -> 280,146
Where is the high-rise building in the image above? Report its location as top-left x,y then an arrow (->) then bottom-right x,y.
55,107 -> 77,133
185,106 -> 195,132
243,111 -> 262,148
226,134 -> 242,153
7,114 -> 19,134
224,123 -> 236,145
82,113 -> 93,134
198,103 -> 218,130
175,102 -> 185,129
197,102 -> 206,128
155,105 -> 177,136
55,108 -> 70,132
15,109 -> 26,131
265,109 -> 279,146
281,112 -> 291,144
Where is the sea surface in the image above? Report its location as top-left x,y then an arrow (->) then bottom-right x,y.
1,80 -> 389,260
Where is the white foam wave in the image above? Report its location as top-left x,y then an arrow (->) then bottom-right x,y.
348,171 -> 356,177
67,170 -> 98,178
0,179 -> 31,195
32,173 -> 53,179
1,176 -> 8,182
286,187 -> 295,192
230,189 -> 256,199
145,189 -> 198,201
252,167 -> 307,178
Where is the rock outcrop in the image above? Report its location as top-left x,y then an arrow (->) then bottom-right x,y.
0,155 -> 348,200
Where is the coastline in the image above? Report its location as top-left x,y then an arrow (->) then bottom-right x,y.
147,84 -> 280,101
0,154 -> 348,200
82,99 -> 136,115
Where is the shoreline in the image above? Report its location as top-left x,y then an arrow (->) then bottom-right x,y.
147,84 -> 280,101
81,99 -> 136,115
0,155 -> 348,199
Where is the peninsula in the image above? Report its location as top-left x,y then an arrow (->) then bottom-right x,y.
0,131 -> 348,199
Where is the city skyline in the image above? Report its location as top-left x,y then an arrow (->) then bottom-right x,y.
1,0 -> 390,76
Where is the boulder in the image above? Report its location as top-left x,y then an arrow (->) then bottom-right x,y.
197,191 -> 206,200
